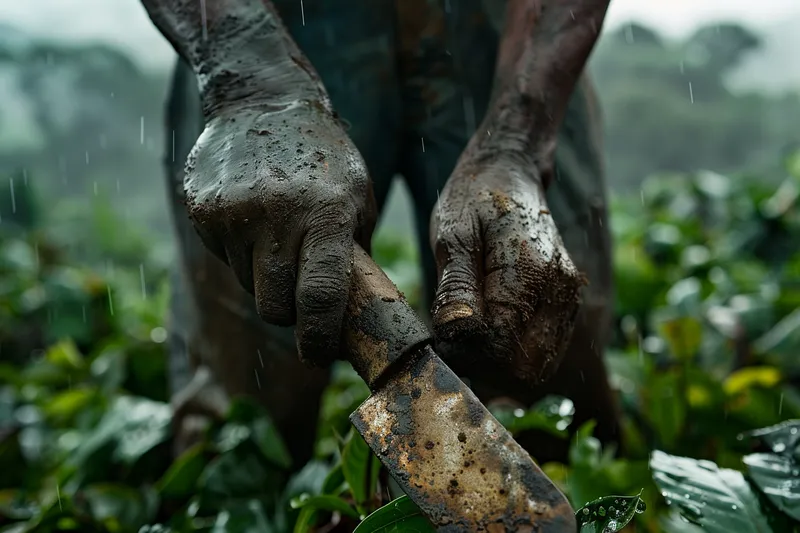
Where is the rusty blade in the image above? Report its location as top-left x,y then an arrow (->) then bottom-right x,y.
351,345 -> 576,532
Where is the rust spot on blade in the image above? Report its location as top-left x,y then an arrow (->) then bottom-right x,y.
351,346 -> 576,532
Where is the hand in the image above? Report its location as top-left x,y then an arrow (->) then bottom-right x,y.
430,153 -> 584,385
183,99 -> 376,365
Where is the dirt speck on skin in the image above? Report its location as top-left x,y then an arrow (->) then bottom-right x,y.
490,190 -> 513,215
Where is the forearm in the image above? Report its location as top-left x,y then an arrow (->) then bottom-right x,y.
474,0 -> 610,185
141,0 -> 329,118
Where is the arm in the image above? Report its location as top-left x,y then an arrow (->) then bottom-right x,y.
141,0 -> 377,365
140,0 -> 330,118
430,0 -> 610,386
470,0 -> 611,187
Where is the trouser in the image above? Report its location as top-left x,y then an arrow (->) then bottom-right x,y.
163,0 -> 619,467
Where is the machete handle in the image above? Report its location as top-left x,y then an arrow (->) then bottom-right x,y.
342,244 -> 432,390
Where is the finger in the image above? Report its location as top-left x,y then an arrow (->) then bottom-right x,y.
355,179 -> 378,254
430,212 -> 484,340
224,239 -> 255,295
294,207 -> 357,365
252,236 -> 298,327
188,214 -> 229,266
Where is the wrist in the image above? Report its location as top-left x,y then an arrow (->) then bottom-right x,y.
199,47 -> 329,119
143,0 -> 330,119
460,98 -> 556,189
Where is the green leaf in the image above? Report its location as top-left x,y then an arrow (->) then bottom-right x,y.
42,387 -> 97,422
322,464 -> 345,495
754,307 -> 800,373
284,460 -> 331,501
645,372 -> 686,449
352,496 -> 435,533
341,430 -> 374,508
293,507 -> 318,533
250,417 -> 292,470
82,483 -> 158,532
211,499 -> 273,533
650,450 -> 792,532
289,494 -> 358,518
199,440 -> 283,501
575,492 -> 646,532
491,396 -> 575,437
740,420 -> 800,456
46,339 -> 84,370
224,398 -> 292,470
157,443 -> 207,499
70,396 -> 171,468
743,453 -> 800,521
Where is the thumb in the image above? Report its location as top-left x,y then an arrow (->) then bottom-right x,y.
430,214 -> 484,340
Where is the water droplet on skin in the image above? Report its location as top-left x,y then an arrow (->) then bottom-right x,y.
731,504 -> 738,511
774,443 -> 786,453
598,506 -> 606,517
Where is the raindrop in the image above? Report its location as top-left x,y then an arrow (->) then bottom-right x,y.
200,0 -> 208,39
598,506 -> 606,517
140,264 -> 147,299
9,177 -> 15,213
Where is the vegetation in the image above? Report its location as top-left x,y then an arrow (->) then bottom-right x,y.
1,151 -> 799,532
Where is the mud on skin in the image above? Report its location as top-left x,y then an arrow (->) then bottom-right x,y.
430,151 -> 584,387
429,0 -> 609,387
141,0 -> 378,365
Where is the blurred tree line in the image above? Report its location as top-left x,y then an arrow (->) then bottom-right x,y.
0,19 -> 799,228
591,22 -> 800,190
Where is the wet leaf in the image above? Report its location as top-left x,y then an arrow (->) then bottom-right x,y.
740,420 -> 800,456
70,396 -> 171,468
352,496 -> 435,533
289,494 -> 358,518
650,450 -> 792,532
743,453 -> 800,521
575,492 -> 646,532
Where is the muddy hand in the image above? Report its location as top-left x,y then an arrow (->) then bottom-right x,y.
184,101 -> 377,365
430,154 -> 584,386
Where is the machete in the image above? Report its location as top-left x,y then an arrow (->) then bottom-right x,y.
341,244 -> 576,532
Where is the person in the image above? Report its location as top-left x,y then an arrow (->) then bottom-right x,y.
142,0 -> 620,468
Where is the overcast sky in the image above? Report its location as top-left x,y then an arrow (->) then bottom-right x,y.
1,0 -> 798,70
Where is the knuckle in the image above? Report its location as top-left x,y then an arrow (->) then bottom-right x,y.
298,276 -> 348,315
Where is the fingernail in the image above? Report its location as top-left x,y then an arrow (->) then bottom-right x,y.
434,302 -> 474,326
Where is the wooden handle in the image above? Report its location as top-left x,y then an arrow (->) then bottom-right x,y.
342,245 -> 432,390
